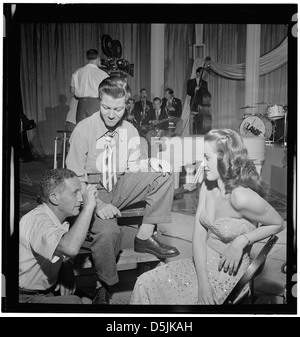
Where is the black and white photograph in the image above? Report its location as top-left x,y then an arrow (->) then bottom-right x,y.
1,1 -> 297,319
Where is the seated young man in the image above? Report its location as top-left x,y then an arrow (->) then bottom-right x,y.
66,76 -> 179,304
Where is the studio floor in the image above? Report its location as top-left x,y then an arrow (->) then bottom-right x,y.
19,155 -> 288,309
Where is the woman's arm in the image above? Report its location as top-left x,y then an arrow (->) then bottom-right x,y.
192,181 -> 219,304
231,187 -> 286,243
192,181 -> 208,281
218,187 -> 286,276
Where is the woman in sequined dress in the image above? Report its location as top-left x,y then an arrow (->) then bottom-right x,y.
130,129 -> 285,305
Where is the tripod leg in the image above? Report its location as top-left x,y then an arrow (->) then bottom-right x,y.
272,121 -> 276,145
283,113 -> 287,147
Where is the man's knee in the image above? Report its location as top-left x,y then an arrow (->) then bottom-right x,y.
90,218 -> 121,237
90,219 -> 123,251
151,171 -> 174,189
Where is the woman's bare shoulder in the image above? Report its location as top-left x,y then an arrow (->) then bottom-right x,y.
230,187 -> 261,211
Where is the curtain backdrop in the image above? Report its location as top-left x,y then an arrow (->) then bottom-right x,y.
258,24 -> 288,108
20,23 -> 151,156
200,24 -> 248,133
164,24 -> 195,103
181,24 -> 288,135
20,23 -> 288,155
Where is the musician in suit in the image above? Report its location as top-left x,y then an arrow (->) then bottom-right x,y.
124,98 -> 148,159
161,88 -> 182,118
143,97 -> 170,157
134,88 -> 153,126
124,98 -> 139,128
161,88 -> 183,137
187,67 -> 212,134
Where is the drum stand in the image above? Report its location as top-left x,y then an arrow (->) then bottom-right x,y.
283,109 -> 287,147
265,120 -> 276,147
273,110 -> 287,148
272,121 -> 277,145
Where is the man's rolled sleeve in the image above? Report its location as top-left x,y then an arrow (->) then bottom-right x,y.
28,218 -> 68,263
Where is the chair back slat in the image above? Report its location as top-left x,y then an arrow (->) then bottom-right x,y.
223,234 -> 278,305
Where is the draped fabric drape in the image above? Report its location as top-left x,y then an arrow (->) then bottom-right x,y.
258,24 -> 288,108
181,24 -> 288,135
164,24 -> 195,103
20,23 -> 151,156
210,37 -> 287,79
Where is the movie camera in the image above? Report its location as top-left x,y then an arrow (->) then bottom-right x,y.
100,34 -> 134,77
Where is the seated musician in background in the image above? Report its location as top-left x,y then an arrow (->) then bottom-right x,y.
124,98 -> 139,128
134,88 -> 153,127
143,97 -> 170,157
124,97 -> 148,159
161,88 -> 183,137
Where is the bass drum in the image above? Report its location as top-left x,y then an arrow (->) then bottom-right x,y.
239,115 -> 273,139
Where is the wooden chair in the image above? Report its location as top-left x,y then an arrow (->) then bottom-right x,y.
223,234 -> 279,305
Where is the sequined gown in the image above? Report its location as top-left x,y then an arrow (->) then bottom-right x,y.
130,209 -> 256,304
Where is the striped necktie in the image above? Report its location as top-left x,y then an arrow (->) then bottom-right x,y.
102,133 -> 117,192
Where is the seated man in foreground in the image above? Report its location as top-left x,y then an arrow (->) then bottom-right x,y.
66,76 -> 179,304
19,168 -> 97,304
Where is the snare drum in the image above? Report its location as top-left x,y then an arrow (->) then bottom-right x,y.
239,115 -> 273,139
267,105 -> 285,120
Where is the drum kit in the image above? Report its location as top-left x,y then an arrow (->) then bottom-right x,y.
239,102 -> 287,147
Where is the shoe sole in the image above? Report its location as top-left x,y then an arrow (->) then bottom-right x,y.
92,288 -> 110,304
92,300 -> 110,305
134,247 -> 180,259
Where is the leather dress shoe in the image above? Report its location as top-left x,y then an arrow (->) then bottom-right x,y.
134,234 -> 180,259
92,287 -> 110,305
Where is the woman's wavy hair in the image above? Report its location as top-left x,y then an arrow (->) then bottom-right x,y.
98,76 -> 131,102
204,129 -> 266,197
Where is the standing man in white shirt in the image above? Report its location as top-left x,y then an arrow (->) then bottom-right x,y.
71,49 -> 109,123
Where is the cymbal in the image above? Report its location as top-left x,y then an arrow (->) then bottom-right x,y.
239,105 -> 256,109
